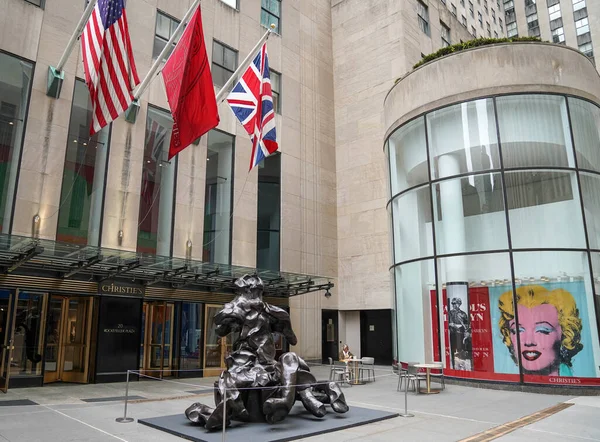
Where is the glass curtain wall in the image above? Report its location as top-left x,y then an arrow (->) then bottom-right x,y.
387,94 -> 600,386
257,153 -> 281,271
137,106 -> 177,256
203,130 -> 234,264
0,53 -> 33,233
57,79 -> 110,246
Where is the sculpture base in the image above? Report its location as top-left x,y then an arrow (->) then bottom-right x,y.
138,404 -> 398,442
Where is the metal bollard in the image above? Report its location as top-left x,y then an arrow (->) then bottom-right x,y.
399,370 -> 414,418
116,370 -> 135,423
222,384 -> 227,442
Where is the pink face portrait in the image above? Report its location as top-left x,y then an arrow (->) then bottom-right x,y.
509,304 -> 562,375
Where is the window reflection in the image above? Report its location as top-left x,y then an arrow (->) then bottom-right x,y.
203,130 -> 234,264
0,53 -> 33,233
427,98 -> 500,180
57,80 -> 109,246
496,95 -> 575,168
137,107 -> 176,256
180,303 -> 203,371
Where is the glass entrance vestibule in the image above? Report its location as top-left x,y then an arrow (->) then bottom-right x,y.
0,290 -> 94,390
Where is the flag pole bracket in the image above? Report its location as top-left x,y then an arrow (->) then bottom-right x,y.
125,100 -> 140,123
46,66 -> 64,98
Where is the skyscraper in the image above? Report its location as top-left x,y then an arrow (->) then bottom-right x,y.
503,0 -> 597,64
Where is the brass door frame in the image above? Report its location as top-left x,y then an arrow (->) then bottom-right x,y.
0,291 -> 18,393
43,296 -> 92,384
203,304 -> 228,377
141,301 -> 174,378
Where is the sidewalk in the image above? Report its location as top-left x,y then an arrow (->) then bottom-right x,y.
0,365 -> 596,442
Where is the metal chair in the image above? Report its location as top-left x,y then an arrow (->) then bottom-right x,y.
358,357 -> 376,382
328,357 -> 347,383
406,363 -> 426,393
396,361 -> 410,391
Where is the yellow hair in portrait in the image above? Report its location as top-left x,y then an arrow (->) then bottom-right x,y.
498,285 -> 583,366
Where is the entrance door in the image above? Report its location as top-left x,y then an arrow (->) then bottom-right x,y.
322,310 -> 339,364
0,291 -> 18,393
140,301 -> 174,378
44,296 -> 93,384
203,304 -> 236,377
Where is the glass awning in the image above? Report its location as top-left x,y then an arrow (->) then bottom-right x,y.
0,234 -> 333,298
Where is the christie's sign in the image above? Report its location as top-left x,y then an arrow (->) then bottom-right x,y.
99,280 -> 145,297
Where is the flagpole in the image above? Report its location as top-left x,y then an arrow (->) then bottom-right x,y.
214,24 -> 275,104
47,0 -> 98,97
56,0 -> 99,72
132,0 -> 202,102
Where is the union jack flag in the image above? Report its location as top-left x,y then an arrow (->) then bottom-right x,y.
226,43 -> 278,170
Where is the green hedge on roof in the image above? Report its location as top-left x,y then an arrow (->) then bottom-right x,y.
412,36 -> 543,70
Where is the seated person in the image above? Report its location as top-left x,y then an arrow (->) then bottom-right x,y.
339,344 -> 353,361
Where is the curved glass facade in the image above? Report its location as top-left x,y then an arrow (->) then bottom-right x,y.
386,94 -> 600,386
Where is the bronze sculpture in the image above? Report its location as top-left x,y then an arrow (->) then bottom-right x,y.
185,274 -> 349,430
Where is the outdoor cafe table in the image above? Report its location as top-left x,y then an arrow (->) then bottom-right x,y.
342,358 -> 365,385
413,362 -> 443,394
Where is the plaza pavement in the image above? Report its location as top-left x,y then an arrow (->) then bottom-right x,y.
0,364 -> 598,442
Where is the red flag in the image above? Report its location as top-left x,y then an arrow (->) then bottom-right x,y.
162,6 -> 219,160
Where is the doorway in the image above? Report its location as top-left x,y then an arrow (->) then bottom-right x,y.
140,301 -> 175,378
203,304 -> 235,377
321,310 -> 339,364
360,309 -> 393,366
43,296 -> 93,384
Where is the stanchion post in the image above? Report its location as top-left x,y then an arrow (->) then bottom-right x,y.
116,370 -> 135,423
399,369 -> 414,418
222,384 -> 227,442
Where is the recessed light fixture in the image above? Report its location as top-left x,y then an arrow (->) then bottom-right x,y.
73,139 -> 78,143
83,142 -> 87,146
8,122 -> 13,125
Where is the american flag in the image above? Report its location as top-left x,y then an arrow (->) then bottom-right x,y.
80,0 -> 140,135
226,43 -> 278,170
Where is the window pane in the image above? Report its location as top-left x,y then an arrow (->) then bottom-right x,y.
0,53 -> 33,233
203,130 -> 234,264
156,13 -> 171,40
514,251 -> 600,383
496,95 -> 575,168
436,253 -> 519,379
270,71 -> 280,94
427,99 -> 501,180
433,172 -> 507,255
257,231 -> 280,272
395,259 -> 435,363
57,80 -> 109,246
580,172 -> 600,249
137,107 -> 176,255
257,153 -> 280,271
569,97 -> 600,172
212,65 -> 228,88
388,117 -> 428,195
180,303 -> 204,370
391,185 -> 433,263
504,170 -> 585,249
10,292 -> 45,377
153,37 -> 167,60
212,41 -> 224,66
223,47 -> 237,71
262,10 -> 280,33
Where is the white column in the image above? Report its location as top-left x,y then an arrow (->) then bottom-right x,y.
156,158 -> 175,256
438,154 -> 467,282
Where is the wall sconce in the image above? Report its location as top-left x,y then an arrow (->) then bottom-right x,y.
324,286 -> 331,298
118,229 -> 124,246
186,239 -> 193,259
32,214 -> 40,237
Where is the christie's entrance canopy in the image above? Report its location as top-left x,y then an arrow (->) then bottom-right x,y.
0,234 -> 332,298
